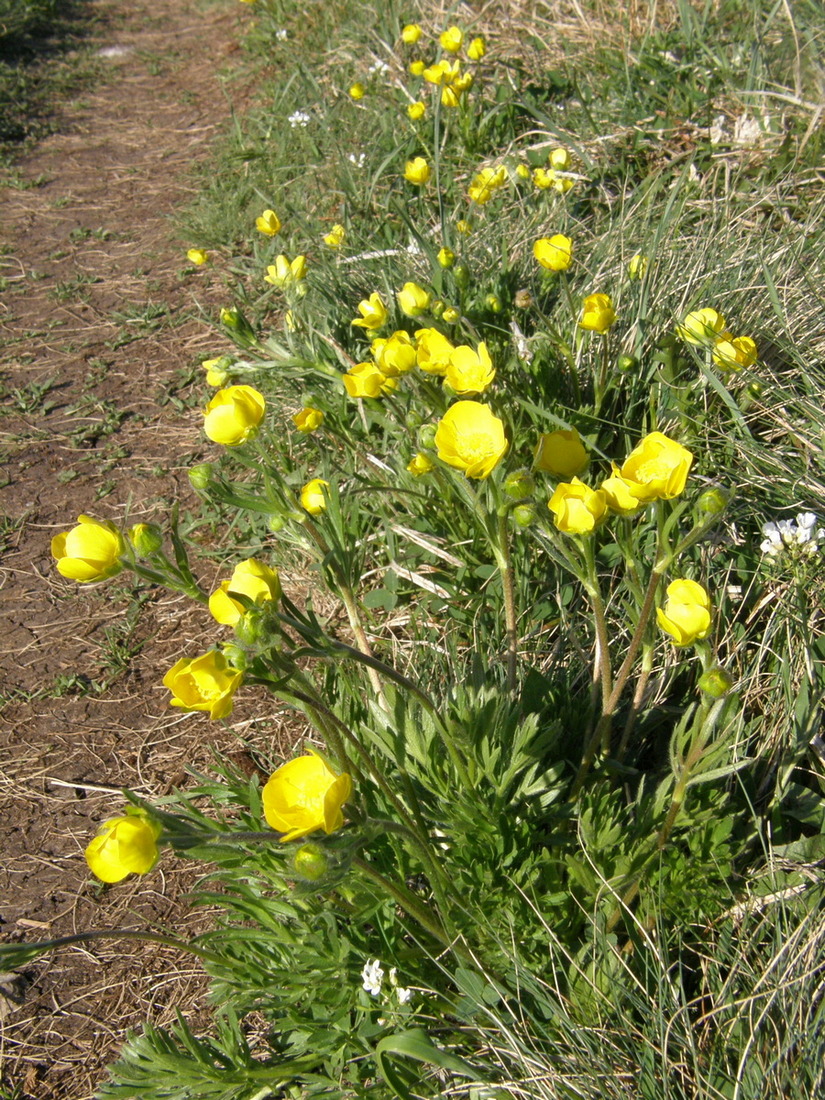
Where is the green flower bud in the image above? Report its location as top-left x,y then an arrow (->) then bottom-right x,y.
233,609 -> 272,647
696,487 -> 730,517
485,294 -> 502,313
503,469 -> 535,500
405,409 -> 424,430
698,666 -> 734,698
267,514 -> 286,533
221,643 -> 248,671
430,299 -> 445,317
617,354 -> 638,373
453,263 -> 471,290
292,842 -> 330,882
128,522 -> 163,557
747,381 -> 764,398
512,503 -> 537,528
188,463 -> 214,492
417,423 -> 437,449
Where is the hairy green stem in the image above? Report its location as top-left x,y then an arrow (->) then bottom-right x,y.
496,513 -> 518,692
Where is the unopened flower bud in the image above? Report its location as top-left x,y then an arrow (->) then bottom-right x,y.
485,294 -> 502,313
504,469 -> 535,500
514,289 -> 533,309
437,247 -> 455,269
267,514 -> 286,533
453,263 -> 470,290
617,354 -> 638,373
442,306 -> 460,323
233,610 -> 268,647
698,667 -> 734,698
220,643 -> 248,671
188,463 -> 214,492
430,299 -> 444,317
417,423 -> 437,449
405,409 -> 424,430
512,504 -> 537,528
128,522 -> 163,557
696,488 -> 730,517
292,842 -> 330,881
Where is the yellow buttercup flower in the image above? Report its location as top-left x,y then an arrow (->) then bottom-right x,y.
407,452 -> 435,476
467,36 -> 486,61
404,156 -> 431,185
415,327 -> 455,375
201,355 -> 232,386
85,813 -> 162,883
293,406 -> 324,432
51,515 -> 125,583
434,400 -> 508,479
534,428 -> 588,478
397,281 -> 431,317
203,385 -> 266,446
401,23 -> 422,45
442,71 -> 473,107
262,751 -> 352,842
264,254 -> 307,289
255,209 -> 281,236
349,82 -> 365,100
163,651 -> 243,719
445,341 -> 496,395
627,253 -> 648,279
343,361 -> 396,398
300,478 -> 330,515
407,100 -> 426,121
677,307 -> 726,346
548,147 -> 571,171
533,234 -> 573,272
209,558 -> 282,627
440,26 -> 464,53
372,331 -> 417,376
437,247 -> 455,268
657,579 -> 712,647
186,248 -> 208,266
468,165 -> 507,204
619,431 -> 693,502
601,463 -> 644,515
532,167 -> 573,193
442,305 -> 460,324
351,292 -> 388,330
712,333 -> 757,372
323,223 -> 346,248
548,478 -> 607,535
579,293 -> 617,333
456,218 -> 472,235
409,59 -> 425,76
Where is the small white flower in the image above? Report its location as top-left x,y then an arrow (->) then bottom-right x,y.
288,110 -> 311,129
348,152 -> 366,168
361,959 -> 384,996
760,513 -> 824,558
396,985 -> 412,1004
368,59 -> 390,75
275,29 -> 288,41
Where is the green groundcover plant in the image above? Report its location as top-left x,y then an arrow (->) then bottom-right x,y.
6,2 -> 825,1097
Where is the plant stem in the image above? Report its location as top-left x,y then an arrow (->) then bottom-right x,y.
496,513 -> 518,692
352,856 -> 452,948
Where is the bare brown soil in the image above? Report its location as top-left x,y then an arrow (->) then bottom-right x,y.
0,2 -> 296,1095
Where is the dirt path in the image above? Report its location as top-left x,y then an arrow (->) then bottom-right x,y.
0,2 -> 274,1095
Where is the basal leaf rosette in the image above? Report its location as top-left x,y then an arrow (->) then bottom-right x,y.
262,751 -> 353,842
85,811 -> 162,884
51,514 -> 125,582
163,651 -> 243,719
434,400 -> 508,479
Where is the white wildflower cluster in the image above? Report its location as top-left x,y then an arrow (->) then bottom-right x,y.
348,152 -> 367,168
760,513 -> 824,558
288,110 -> 311,128
275,29 -> 288,41
368,59 -> 390,75
360,958 -> 412,1005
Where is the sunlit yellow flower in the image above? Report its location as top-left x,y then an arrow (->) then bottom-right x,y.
342,361 -> 395,398
407,100 -> 426,120
187,248 -> 208,266
627,253 -> 648,279
657,579 -> 712,647
349,82 -> 365,100
262,750 -> 352,842
677,307 -> 726,346
203,385 -> 266,446
323,223 -> 346,248
579,293 -> 617,333
548,147 -> 571,171
409,59 -> 425,76
407,452 -> 435,476
467,36 -> 486,61
300,478 -> 329,515
404,156 -> 431,185
293,406 -> 324,432
434,400 -> 508,479
601,463 -> 644,515
402,23 -> 422,45
456,219 -> 472,235
442,71 -> 473,107
209,558 -> 282,627
533,234 -> 573,272
397,281 -> 431,317
423,58 -> 456,84
468,165 -> 507,204
440,25 -> 463,52
264,254 -> 307,289
548,478 -> 607,535
516,163 -> 531,180
445,342 -> 496,395
620,431 -> 693,502
712,333 -> 757,372
255,209 -> 281,236
415,327 -> 455,375
201,356 -> 232,386
533,167 -> 573,193
372,331 -> 417,375
534,428 -> 588,478
351,291 -> 388,330
437,247 -> 455,268
51,515 -> 125,583
85,813 -> 162,883
163,650 -> 243,719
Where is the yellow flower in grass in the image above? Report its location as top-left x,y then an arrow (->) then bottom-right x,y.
467,36 -> 486,61
442,72 -> 473,107
209,558 -> 282,627
468,165 -> 507,204
264,254 -> 307,289
349,82 -> 365,100
343,362 -> 396,398
534,428 -> 588,478
397,281 -> 431,317
85,813 -> 162,884
627,253 -> 648,279
203,385 -> 265,446
262,750 -> 352,842
351,292 -> 388,330
440,26 -> 464,53
415,327 -> 455,375
163,651 -> 243,719
677,307 -> 726,346
407,452 -> 435,476
293,406 -> 324,432
323,223 -> 346,248
601,463 -> 644,515
437,247 -> 455,268
300,478 -> 329,515
533,167 -> 573,193
548,478 -> 607,535
409,59 -> 425,76
445,342 -> 496,395
712,333 -> 757,372
407,100 -> 426,121
549,147 -> 571,171
51,515 -> 125,583
620,431 -> 693,502
402,24 -> 422,45
201,356 -> 232,387
434,400 -> 508,479
255,209 -> 281,236
533,234 -> 573,272
372,331 -> 417,376
404,156 -> 431,185
657,579 -> 712,647
187,248 -> 208,266
579,293 -> 617,333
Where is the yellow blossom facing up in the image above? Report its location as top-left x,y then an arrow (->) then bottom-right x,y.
407,452 -> 435,476
348,82 -> 365,100
442,71 -> 473,107
434,400 -> 508,479
549,147 -> 571,171
187,248 -> 208,266
343,361 -> 396,398
415,327 -> 455,375
516,163 -> 531,180
409,59 -> 425,76
657,579 -> 712,647
293,406 -> 324,432
85,813 -> 162,884
209,558 -> 282,627
262,751 -> 352,842
467,35 -> 486,61
534,428 -> 589,478
163,651 -> 243,719
402,23 -> 422,45
445,341 -> 496,395
601,463 -> 644,515
468,165 -> 507,204
423,58 -> 457,85
532,167 -> 574,193
201,356 -> 232,387
628,253 -> 648,279
579,293 -> 617,333
323,223 -> 346,248
51,515 -> 125,583
264,254 -> 307,289
404,156 -> 431,185
677,307 -> 726,346
351,291 -> 388,330
439,26 -> 464,53
442,305 -> 460,324
437,246 -> 455,268
372,331 -> 417,375
712,333 -> 757,372
620,431 -> 693,502
255,209 -> 281,236
203,385 -> 266,446
548,478 -> 607,535
300,478 -> 330,515
407,100 -> 426,121
456,218 -> 472,235
397,281 -> 431,317
533,234 -> 573,272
